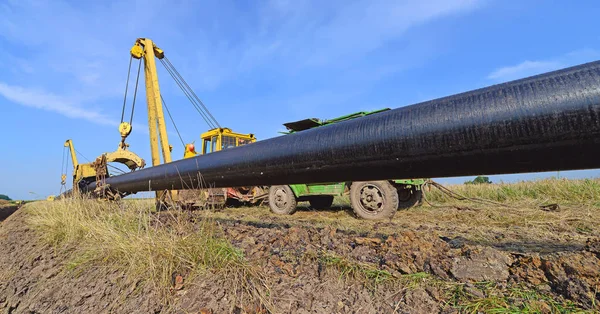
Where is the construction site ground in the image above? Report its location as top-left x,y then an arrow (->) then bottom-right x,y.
1,188 -> 599,313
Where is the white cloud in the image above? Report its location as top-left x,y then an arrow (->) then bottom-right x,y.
0,82 -> 116,125
487,60 -> 563,81
487,49 -> 600,81
302,0 -> 480,66
248,0 -> 480,70
0,0 -> 484,130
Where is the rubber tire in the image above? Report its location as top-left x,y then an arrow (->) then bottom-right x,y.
397,187 -> 423,210
309,195 -> 334,209
268,185 -> 297,215
350,181 -> 399,220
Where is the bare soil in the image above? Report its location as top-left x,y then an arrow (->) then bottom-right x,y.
1,203 -> 599,313
0,204 -> 19,222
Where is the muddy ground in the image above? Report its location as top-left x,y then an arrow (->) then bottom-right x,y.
1,202 -> 599,313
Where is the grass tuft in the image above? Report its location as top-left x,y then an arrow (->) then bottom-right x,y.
446,283 -> 593,314
27,197 -> 271,308
316,252 -> 431,288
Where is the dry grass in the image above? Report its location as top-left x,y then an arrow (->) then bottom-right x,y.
425,178 -> 600,206
194,178 -> 600,251
20,178 -> 598,312
26,197 -> 271,308
445,282 -> 593,314
417,178 -> 599,245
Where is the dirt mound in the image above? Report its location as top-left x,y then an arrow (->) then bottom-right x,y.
0,203 -> 19,222
1,206 -> 598,313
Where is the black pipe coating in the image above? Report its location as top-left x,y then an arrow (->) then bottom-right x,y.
83,60 -> 600,194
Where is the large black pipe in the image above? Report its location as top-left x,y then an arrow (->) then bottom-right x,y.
83,60 -> 600,194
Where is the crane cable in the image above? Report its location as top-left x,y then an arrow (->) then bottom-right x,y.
159,57 -> 220,129
107,164 -> 127,175
120,56 -> 143,126
60,146 -> 69,193
164,56 -> 221,128
120,56 -> 133,123
77,146 -> 127,175
129,58 -> 143,125
159,59 -> 216,129
161,95 -> 186,149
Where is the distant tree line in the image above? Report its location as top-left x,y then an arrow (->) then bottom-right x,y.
464,176 -> 492,185
0,194 -> 11,201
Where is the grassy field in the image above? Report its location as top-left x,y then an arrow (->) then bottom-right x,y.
19,178 -> 599,312
424,178 -> 600,207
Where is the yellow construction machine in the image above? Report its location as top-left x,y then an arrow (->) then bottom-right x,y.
178,127 -> 267,208
197,128 -> 256,154
59,134 -> 145,199
61,139 -> 97,195
125,38 -> 267,208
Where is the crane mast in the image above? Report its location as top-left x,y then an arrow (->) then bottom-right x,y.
64,139 -> 79,168
130,38 -> 173,167
130,38 -> 176,204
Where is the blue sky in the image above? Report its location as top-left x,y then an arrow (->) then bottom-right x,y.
1,0 -> 600,200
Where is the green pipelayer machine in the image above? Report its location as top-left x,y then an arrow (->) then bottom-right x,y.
268,108 -> 425,220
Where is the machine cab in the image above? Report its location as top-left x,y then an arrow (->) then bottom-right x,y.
200,128 -> 255,155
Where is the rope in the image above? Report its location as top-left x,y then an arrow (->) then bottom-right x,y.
121,56 -> 133,123
159,58 -> 217,129
161,95 -> 186,148
421,180 -> 512,209
130,58 -> 143,125
164,57 -> 221,128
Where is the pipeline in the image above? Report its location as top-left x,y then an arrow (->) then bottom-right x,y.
82,60 -> 600,195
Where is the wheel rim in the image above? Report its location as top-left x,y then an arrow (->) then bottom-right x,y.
397,188 -> 412,202
273,187 -> 289,210
358,184 -> 385,214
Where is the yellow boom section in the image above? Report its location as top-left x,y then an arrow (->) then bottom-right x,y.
64,139 -> 79,168
63,139 -> 96,193
130,38 -> 172,167
130,38 -> 175,204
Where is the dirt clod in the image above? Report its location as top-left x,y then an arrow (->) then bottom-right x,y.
354,237 -> 382,245
451,247 -> 512,282
585,238 -> 600,255
173,275 -> 184,291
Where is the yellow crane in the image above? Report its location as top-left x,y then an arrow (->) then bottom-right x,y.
58,137 -> 145,199
62,139 -> 96,194
124,37 -> 265,208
